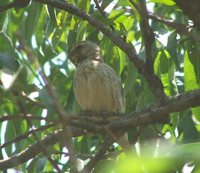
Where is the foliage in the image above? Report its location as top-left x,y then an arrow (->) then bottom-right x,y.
0,0 -> 200,172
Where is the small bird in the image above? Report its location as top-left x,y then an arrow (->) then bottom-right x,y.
69,40 -> 130,149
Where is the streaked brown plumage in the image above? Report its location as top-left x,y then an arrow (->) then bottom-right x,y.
69,40 -> 124,113
69,40 -> 130,149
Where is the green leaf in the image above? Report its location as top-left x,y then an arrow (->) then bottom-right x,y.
124,61 -> 137,94
44,7 -> 57,39
109,9 -> 125,22
93,12 -> 114,26
178,111 -> 198,143
184,50 -> 200,121
52,11 -> 68,50
118,48 -> 127,74
0,32 -> 15,55
184,50 -> 199,90
101,0 -> 112,11
41,40 -> 57,64
166,31 -> 180,70
5,121 -> 16,156
114,156 -> 173,173
76,21 -> 88,42
46,6 -> 57,27
27,158 -> 38,173
170,142 -> 200,161
27,157 -> 48,173
39,88 -> 54,113
150,0 -> 175,6
1,99 -> 15,114
136,80 -> 155,109
78,0 -> 90,12
65,85 -> 78,112
0,0 -> 8,30
0,53 -> 19,72
74,136 -> 90,154
25,2 -> 42,44
94,159 -> 115,173
0,32 -> 19,73
118,0 -> 130,6
154,50 -> 176,96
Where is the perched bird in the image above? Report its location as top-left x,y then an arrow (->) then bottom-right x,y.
69,40 -> 130,149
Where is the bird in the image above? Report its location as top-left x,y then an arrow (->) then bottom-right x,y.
69,40 -> 130,150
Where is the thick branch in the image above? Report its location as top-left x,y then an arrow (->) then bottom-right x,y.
70,89 -> 200,132
108,89 -> 200,130
1,89 -> 200,169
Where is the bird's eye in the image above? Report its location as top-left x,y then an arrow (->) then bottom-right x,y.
75,43 -> 85,50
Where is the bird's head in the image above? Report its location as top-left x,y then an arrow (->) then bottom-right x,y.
69,40 -> 102,67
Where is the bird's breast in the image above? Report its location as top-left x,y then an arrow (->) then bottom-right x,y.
73,60 -> 124,113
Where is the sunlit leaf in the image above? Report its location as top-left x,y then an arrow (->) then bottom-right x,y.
25,2 -> 43,45
184,50 -> 200,121
124,61 -> 137,94
154,50 -> 176,96
52,11 -> 68,50
170,142 -> 200,161
150,0 -> 175,6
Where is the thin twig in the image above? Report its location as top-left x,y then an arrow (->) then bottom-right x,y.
21,92 -> 45,108
0,122 -> 56,149
0,114 -> 49,123
148,13 -> 200,42
81,136 -> 114,173
93,0 -> 106,17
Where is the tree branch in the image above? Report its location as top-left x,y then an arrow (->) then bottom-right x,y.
81,137 -> 114,173
1,89 -> 200,170
93,0 -> 106,17
0,114 -> 49,122
68,89 -> 200,133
